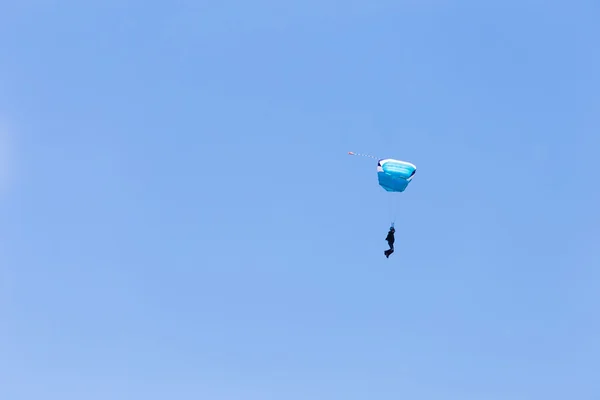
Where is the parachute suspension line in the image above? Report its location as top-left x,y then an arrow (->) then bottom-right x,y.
388,194 -> 398,227
348,151 -> 380,160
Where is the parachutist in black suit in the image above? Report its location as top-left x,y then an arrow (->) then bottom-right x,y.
384,226 -> 395,258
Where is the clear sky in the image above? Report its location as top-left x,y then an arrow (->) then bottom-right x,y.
1,1 -> 599,399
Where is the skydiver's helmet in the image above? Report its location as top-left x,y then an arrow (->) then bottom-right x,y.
390,227 -> 395,232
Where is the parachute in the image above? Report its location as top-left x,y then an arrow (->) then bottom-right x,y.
348,151 -> 416,224
348,152 -> 417,192
377,158 -> 416,192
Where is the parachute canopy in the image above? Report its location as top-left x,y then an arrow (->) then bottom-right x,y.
377,158 -> 416,192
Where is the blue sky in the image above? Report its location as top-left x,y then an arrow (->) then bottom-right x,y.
1,1 -> 599,399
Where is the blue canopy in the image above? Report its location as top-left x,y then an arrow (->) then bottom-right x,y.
377,158 -> 417,192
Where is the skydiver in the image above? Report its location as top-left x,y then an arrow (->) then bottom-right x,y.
384,226 -> 395,258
